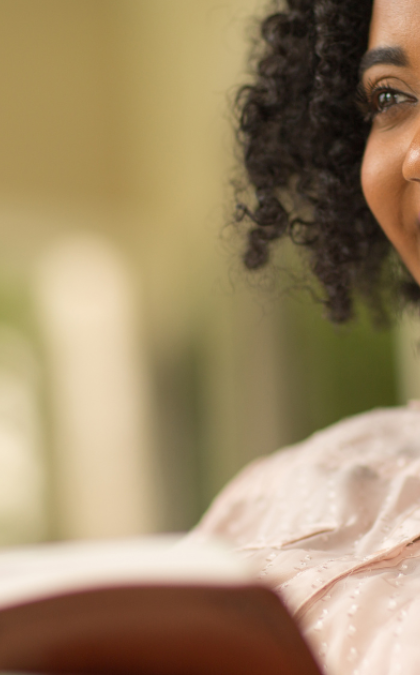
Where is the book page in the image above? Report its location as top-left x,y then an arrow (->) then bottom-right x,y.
0,536 -> 254,609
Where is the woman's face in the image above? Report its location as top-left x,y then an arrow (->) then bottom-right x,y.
361,0 -> 420,284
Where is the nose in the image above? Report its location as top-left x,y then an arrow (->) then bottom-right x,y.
402,124 -> 420,183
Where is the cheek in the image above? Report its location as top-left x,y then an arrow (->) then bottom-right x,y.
361,134 -> 403,246
361,130 -> 420,285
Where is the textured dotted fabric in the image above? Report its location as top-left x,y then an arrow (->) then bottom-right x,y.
190,405 -> 420,675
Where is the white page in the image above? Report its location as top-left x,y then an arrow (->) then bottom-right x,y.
0,536 -> 254,609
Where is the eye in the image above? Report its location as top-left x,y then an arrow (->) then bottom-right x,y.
357,79 -> 418,122
374,88 -> 412,113
368,86 -> 416,117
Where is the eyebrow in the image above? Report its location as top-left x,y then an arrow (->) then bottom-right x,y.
359,46 -> 408,79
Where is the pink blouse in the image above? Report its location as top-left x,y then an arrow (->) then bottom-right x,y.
190,405 -> 420,675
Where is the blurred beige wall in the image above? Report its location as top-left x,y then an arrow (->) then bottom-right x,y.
0,0 -> 292,538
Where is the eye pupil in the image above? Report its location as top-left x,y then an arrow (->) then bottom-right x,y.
378,91 -> 395,108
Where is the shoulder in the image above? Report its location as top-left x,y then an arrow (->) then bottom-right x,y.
192,406 -> 420,545
306,404 -> 420,451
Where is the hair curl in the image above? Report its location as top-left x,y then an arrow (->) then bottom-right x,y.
236,0 -> 420,323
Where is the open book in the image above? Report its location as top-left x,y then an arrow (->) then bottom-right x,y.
0,536 -> 322,675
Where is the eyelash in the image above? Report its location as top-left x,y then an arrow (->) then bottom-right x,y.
357,78 -> 416,122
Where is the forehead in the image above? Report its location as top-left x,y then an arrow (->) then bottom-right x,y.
369,0 -> 420,48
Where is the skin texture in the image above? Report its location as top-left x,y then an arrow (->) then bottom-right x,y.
361,0 -> 420,286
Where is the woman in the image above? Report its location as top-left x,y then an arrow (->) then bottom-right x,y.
191,1 -> 420,673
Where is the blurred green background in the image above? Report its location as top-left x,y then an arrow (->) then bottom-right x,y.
0,0 -> 416,546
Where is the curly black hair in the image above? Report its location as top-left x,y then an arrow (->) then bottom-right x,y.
236,0 -> 420,323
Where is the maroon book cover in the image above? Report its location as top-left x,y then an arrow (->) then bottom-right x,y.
0,538 -> 322,675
